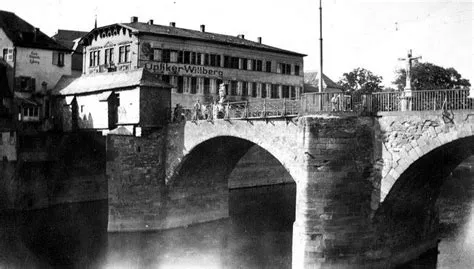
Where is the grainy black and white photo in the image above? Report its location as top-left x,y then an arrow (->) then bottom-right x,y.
0,0 -> 473,268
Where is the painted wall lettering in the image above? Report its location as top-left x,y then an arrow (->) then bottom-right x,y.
28,51 -> 40,64
144,63 -> 224,77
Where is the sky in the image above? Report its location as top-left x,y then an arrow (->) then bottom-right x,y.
2,0 -> 473,87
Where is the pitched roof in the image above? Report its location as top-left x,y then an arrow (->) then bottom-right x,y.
54,68 -> 172,96
51,29 -> 88,51
0,10 -> 70,52
304,71 -> 344,92
84,21 -> 306,57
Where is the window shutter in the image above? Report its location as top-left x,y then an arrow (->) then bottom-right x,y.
52,51 -> 58,65
15,77 -> 21,91
30,78 -> 36,91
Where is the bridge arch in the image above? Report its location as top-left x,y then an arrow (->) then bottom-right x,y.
379,114 -> 474,202
373,112 -> 474,264
166,120 -> 302,185
165,133 -> 298,232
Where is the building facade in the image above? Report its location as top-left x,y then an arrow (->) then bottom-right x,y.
80,17 -> 305,108
52,29 -> 89,76
54,68 -> 172,135
0,10 -> 72,162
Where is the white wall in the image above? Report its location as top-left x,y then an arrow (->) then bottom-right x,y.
15,47 -> 72,91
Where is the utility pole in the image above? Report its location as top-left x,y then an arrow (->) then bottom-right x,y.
318,0 -> 323,93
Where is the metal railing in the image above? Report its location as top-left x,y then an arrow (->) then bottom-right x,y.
373,89 -> 473,112
301,92 -> 374,113
174,88 -> 473,122
178,99 -> 300,122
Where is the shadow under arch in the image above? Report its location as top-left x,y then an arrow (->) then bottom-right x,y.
372,135 -> 474,266
165,135 -> 297,230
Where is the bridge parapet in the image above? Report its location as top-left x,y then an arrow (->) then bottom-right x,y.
171,89 -> 473,122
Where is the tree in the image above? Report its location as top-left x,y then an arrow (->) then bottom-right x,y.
393,62 -> 471,91
337,68 -> 383,94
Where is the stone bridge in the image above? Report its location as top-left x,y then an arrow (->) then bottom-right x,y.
105,108 -> 474,268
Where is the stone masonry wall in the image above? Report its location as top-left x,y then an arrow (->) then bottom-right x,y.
106,131 -> 167,232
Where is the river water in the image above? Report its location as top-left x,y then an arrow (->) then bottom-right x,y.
0,170 -> 473,268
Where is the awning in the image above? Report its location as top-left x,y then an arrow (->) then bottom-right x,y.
17,97 -> 39,106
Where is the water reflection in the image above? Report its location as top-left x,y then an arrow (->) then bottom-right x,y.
0,173 -> 473,268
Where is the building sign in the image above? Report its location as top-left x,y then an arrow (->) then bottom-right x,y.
28,51 -> 40,64
143,62 -> 224,77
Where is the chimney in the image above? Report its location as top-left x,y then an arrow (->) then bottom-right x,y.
169,22 -> 176,27
148,19 -> 154,25
257,37 -> 262,44
34,28 -> 40,42
130,16 -> 138,23
200,24 -> 205,32
237,34 -> 245,39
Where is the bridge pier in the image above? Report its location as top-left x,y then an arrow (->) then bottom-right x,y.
292,116 -> 377,268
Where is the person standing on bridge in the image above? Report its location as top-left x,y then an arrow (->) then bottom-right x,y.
192,100 -> 201,121
331,94 -> 340,111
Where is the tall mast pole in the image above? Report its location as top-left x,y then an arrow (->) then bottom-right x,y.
318,0 -> 323,92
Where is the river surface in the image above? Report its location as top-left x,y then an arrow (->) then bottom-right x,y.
0,170 -> 473,268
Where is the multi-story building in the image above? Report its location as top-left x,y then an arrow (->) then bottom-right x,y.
0,10 -> 72,122
0,10 -> 73,162
52,29 -> 89,76
79,16 -> 305,108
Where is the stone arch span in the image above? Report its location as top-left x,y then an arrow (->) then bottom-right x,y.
373,111 -> 474,265
166,133 -> 298,229
166,120 -> 302,185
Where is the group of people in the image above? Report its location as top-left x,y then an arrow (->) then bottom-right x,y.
172,99 -> 227,122
191,100 -> 227,121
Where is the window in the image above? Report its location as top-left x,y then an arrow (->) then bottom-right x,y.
153,49 -> 162,61
162,75 -> 170,83
241,58 -> 248,70
203,78 -> 210,94
15,76 -> 35,92
119,45 -> 130,63
197,53 -> 202,65
261,83 -> 267,98
178,51 -> 184,63
177,76 -> 184,93
190,52 -> 196,65
3,48 -> 7,60
231,57 -> 239,69
230,81 -> 238,95
89,50 -> 100,67
183,51 -> 190,64
265,61 -> 272,72
52,51 -> 65,66
204,54 -> 209,65
242,82 -> 248,96
190,77 -> 197,94
252,60 -> 257,71
105,48 -> 114,65
22,106 -> 39,118
251,82 -> 257,97
210,54 -> 220,67
223,56 -> 231,68
162,49 -> 171,63
282,85 -> 290,98
290,86 -> 296,99
256,60 -> 263,71
294,65 -> 300,76
278,63 -> 291,74
271,84 -> 279,99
